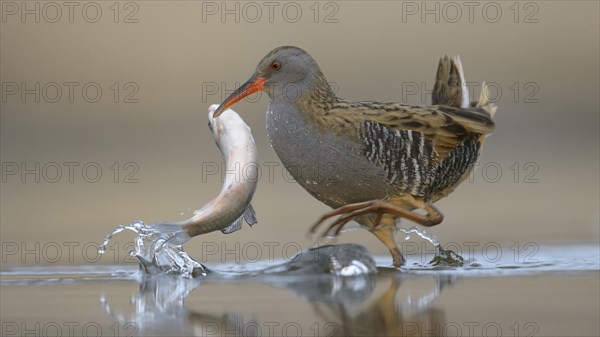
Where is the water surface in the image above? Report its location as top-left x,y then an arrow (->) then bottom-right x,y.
1,244 -> 598,336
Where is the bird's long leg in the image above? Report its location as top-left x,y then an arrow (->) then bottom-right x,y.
309,199 -> 443,268
372,222 -> 405,267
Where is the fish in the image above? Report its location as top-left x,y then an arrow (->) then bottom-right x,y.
150,104 -> 258,245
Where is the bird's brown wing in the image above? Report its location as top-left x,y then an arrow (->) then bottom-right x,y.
346,102 -> 495,159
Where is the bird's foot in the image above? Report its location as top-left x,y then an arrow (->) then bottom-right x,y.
309,199 -> 445,268
372,225 -> 406,268
309,200 -> 389,238
309,199 -> 443,238
393,250 -> 406,268
308,200 -> 407,268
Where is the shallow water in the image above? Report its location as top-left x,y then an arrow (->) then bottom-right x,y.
1,244 -> 598,336
95,221 -> 466,279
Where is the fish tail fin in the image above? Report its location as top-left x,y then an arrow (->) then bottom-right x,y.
148,221 -> 192,246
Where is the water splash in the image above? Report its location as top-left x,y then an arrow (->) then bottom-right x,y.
399,226 -> 440,246
399,226 -> 464,267
429,248 -> 465,267
98,222 -> 379,278
97,222 -> 462,278
98,221 -> 207,278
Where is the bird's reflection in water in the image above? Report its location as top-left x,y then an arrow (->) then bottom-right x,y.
266,270 -> 454,337
100,244 -> 456,336
326,275 -> 453,336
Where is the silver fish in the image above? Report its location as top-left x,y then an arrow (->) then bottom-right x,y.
151,104 -> 258,244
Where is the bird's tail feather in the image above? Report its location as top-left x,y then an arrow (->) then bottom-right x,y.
433,55 -> 498,119
473,82 -> 497,118
432,55 -> 469,109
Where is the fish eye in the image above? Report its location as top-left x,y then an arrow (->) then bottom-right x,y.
271,61 -> 281,70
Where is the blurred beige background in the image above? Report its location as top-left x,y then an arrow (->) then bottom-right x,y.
1,1 -> 598,265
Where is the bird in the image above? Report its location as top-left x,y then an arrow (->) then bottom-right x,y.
213,46 -> 497,267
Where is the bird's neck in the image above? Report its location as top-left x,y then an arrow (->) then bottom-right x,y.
303,70 -> 340,109
282,72 -> 361,138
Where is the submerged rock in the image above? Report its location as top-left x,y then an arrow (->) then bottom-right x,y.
263,243 -> 378,276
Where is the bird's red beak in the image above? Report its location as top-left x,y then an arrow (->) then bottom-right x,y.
213,76 -> 267,117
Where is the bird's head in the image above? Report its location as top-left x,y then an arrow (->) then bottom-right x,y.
213,46 -> 319,117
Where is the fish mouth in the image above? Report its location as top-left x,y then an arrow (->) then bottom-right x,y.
213,76 -> 267,118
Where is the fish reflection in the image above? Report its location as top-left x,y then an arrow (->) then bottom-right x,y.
100,245 -> 456,336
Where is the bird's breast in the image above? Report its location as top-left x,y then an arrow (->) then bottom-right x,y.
265,100 -> 387,208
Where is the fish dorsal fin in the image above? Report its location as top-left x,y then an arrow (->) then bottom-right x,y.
220,204 -> 258,234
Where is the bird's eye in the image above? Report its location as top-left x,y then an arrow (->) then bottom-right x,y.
271,61 -> 281,70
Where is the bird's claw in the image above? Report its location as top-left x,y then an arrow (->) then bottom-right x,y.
309,200 -> 386,239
